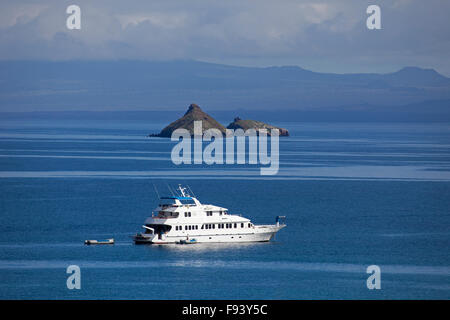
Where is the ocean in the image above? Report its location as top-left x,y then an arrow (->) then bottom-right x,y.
0,119 -> 449,299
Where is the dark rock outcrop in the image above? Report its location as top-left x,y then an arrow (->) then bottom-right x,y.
150,104 -> 226,137
226,117 -> 289,136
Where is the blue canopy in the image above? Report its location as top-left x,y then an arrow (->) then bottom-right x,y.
160,196 -> 193,200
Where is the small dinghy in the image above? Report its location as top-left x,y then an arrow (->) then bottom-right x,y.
178,238 -> 197,244
84,238 -> 114,245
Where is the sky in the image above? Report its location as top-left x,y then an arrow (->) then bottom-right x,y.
1,0 -> 450,75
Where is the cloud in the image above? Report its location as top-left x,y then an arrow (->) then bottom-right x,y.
0,0 -> 449,75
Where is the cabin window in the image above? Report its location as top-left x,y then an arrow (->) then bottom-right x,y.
241,223 -> 244,228
219,211 -> 223,215
179,199 -> 196,206
206,211 -> 212,216
248,223 -> 251,228
234,223 -> 237,228
212,224 -> 215,229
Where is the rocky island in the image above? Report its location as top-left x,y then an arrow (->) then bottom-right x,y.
226,117 -> 289,136
149,104 -> 289,137
150,104 -> 226,137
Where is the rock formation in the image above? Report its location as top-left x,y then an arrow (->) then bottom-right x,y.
149,104 -> 289,137
150,104 -> 226,137
226,117 -> 289,136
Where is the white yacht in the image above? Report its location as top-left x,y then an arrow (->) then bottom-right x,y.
133,185 -> 286,244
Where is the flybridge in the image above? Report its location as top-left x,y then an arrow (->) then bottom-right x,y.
161,196 -> 193,200
159,185 -> 199,206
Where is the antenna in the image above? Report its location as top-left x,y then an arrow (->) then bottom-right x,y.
178,184 -> 188,197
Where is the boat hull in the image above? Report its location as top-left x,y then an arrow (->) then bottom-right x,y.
133,225 -> 284,244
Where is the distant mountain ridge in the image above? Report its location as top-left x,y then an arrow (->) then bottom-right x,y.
0,60 -> 449,121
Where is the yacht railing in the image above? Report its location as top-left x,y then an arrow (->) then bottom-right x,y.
153,215 -> 178,219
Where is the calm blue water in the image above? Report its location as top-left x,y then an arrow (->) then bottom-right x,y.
0,120 -> 449,299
